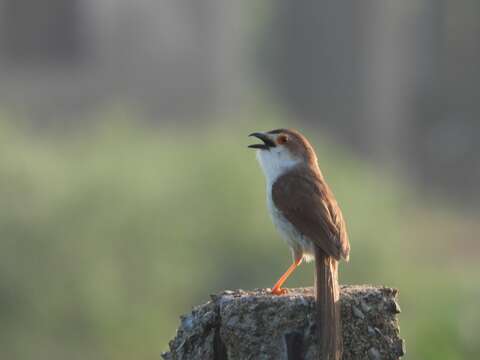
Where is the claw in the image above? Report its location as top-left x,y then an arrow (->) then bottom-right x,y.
271,287 -> 288,295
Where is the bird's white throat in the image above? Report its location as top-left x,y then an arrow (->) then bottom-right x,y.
256,148 -> 300,187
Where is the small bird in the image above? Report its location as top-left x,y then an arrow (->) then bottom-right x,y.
248,128 -> 350,360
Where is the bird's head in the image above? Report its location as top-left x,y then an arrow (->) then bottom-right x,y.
248,129 -> 318,183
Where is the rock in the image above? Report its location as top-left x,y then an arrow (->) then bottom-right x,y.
162,285 -> 404,360
368,347 -> 381,360
352,305 -> 365,319
360,299 -> 371,313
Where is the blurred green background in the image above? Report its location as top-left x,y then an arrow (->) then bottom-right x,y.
1,110 -> 479,359
1,1 -> 480,359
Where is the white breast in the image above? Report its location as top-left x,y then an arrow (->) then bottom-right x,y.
265,176 -> 315,263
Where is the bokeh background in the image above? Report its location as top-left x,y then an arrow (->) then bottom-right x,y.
1,1 -> 479,359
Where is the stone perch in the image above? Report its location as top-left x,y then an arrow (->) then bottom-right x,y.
162,285 -> 405,360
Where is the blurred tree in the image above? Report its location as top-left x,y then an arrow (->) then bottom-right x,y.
262,0 -> 363,148
263,0 -> 480,206
1,0 -> 83,64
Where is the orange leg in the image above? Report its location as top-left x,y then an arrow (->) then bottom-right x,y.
271,258 -> 302,295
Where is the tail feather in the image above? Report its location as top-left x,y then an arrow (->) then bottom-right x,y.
314,246 -> 342,360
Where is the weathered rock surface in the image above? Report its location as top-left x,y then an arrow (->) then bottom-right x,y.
162,285 -> 405,360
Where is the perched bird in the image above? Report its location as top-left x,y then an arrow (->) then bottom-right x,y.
248,128 -> 350,360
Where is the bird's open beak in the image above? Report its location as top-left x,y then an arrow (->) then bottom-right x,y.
248,132 -> 276,150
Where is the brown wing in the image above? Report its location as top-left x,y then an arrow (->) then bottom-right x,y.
272,168 -> 350,261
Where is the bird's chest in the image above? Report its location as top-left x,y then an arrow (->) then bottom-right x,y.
266,191 -> 294,239
266,185 -> 313,258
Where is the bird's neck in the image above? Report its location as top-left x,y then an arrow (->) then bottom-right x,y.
257,152 -> 301,187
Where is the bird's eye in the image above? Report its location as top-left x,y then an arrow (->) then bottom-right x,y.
277,134 -> 288,145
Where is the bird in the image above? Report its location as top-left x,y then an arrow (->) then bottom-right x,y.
248,128 -> 350,360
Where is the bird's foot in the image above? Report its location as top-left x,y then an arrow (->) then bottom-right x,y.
271,287 -> 288,295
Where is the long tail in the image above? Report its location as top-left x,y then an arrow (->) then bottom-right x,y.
314,246 -> 342,360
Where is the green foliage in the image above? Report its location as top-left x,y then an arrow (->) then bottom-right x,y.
0,113 -> 478,359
